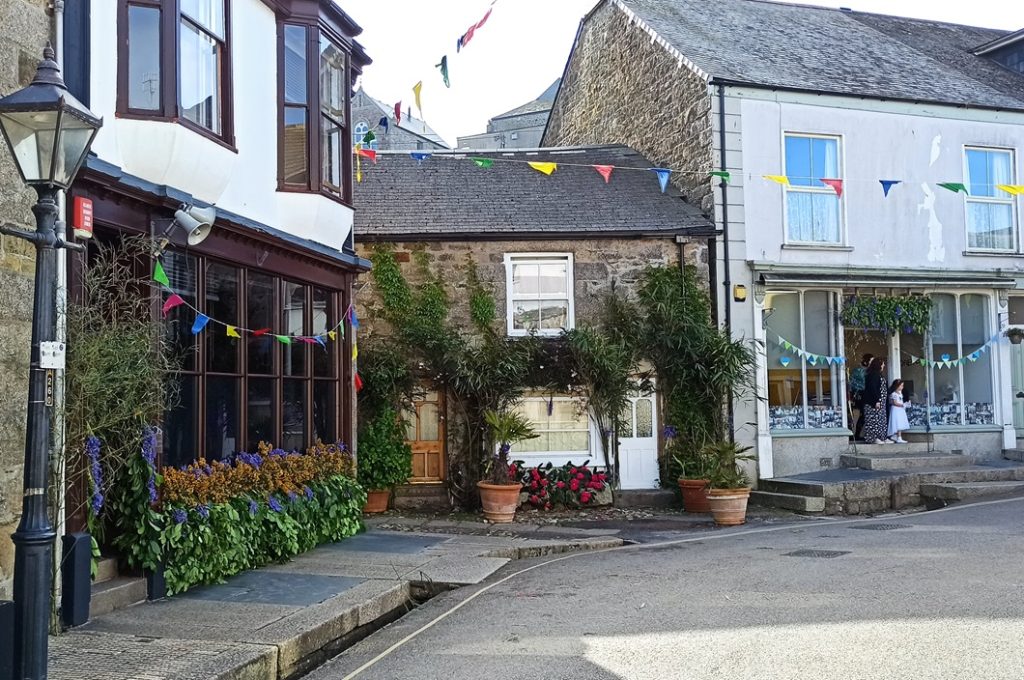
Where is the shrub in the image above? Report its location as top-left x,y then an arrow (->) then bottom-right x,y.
516,461 -> 608,509
356,409 -> 413,490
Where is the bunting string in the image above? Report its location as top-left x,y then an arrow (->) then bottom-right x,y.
901,333 -> 1001,369
774,335 -> 846,367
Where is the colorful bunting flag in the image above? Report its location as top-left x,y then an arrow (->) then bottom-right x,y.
354,372 -> 364,392
528,161 -> 557,176
394,102 -> 402,125
253,328 -> 271,337
349,306 -> 360,329
162,294 -> 185,318
314,335 -> 327,348
191,314 -> 210,335
937,182 -> 968,194
357,147 -> 377,163
879,179 -> 901,197
411,152 -> 432,164
710,170 -> 731,183
436,55 -> 450,88
327,330 -> 338,341
275,335 -> 292,345
997,184 -> 1024,195
378,116 -> 388,133
355,143 -> 362,183
300,337 -> 316,345
779,356 -> 791,367
473,157 -> 494,169
820,178 -> 843,197
763,175 -> 790,186
153,260 -> 170,287
352,343 -> 359,361
458,4 -> 494,52
412,81 -> 423,115
226,325 -> 241,338
593,165 -> 613,183
650,168 -> 671,193
362,130 -> 376,145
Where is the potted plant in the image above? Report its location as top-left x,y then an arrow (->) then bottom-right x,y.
480,409 -> 537,523
1006,328 -> 1024,345
356,408 -> 412,513
672,445 -> 715,513
703,441 -> 756,526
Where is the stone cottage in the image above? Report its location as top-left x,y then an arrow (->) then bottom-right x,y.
353,144 -> 713,507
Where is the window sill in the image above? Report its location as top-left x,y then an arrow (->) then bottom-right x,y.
782,243 -> 853,252
770,429 -> 851,438
962,250 -> 1021,257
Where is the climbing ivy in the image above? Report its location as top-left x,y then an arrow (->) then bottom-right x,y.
841,295 -> 932,336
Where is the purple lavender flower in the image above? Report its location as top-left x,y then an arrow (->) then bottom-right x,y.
268,497 -> 283,513
662,425 -> 678,440
337,442 -> 349,452
85,436 -> 104,517
269,448 -> 287,458
287,491 -> 298,503
248,499 -> 259,516
236,452 -> 263,469
202,464 -> 213,476
173,508 -> 187,525
303,486 -> 314,500
197,504 -> 210,519
142,427 -> 158,504
497,443 -> 511,458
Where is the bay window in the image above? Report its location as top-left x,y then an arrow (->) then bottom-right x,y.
119,0 -> 233,143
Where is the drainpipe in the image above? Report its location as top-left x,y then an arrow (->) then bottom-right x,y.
717,83 -> 735,442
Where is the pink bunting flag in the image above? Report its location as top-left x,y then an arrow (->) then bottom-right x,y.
162,294 -> 185,318
820,178 -> 843,197
394,101 -> 402,125
593,165 -> 613,184
300,337 -> 316,345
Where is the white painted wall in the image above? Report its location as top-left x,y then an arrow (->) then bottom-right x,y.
87,0 -> 354,251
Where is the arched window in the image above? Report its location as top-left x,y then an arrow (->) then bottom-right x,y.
353,121 -> 377,149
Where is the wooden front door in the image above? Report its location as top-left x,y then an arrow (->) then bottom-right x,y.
404,390 -> 445,482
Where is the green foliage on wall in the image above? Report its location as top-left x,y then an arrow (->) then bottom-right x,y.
357,409 -> 414,490
841,295 -> 932,336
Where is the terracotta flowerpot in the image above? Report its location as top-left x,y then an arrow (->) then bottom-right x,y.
477,481 -> 522,523
678,478 -> 710,513
1010,334 -> 1023,345
363,489 -> 390,514
706,487 -> 751,526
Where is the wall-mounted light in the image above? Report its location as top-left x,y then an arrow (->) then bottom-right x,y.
733,284 -> 747,303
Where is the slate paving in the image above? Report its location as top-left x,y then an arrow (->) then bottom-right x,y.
48,529 -> 622,680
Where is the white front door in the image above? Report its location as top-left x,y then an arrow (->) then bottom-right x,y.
1011,341 -> 1024,436
618,392 -> 659,489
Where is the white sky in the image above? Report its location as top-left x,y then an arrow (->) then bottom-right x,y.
342,0 -> 1024,146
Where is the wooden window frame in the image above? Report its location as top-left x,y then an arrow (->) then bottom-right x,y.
276,20 -> 353,206
504,253 -> 575,337
962,145 -> 1018,253
117,0 -> 236,150
781,132 -> 845,246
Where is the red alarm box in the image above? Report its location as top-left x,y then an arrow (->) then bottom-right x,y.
72,196 -> 93,239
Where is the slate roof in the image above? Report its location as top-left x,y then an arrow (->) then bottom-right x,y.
354,145 -> 713,240
362,91 -> 449,148
492,79 -> 561,119
615,0 -> 1024,111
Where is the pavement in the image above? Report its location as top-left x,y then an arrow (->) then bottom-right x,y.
48,527 -> 622,680
310,496 -> 1024,680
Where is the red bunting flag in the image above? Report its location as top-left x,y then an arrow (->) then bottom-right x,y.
820,178 -> 843,197
593,165 -> 614,184
162,294 -> 185,318
253,328 -> 271,337
357,148 -> 377,163
354,372 -> 364,392
459,6 -> 493,51
394,101 -> 402,125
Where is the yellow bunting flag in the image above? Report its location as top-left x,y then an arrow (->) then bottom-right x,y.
352,343 -> 358,361
355,143 -> 362,183
997,184 -> 1024,195
527,161 -> 557,176
327,330 -> 337,341
763,175 -> 790,185
226,325 -> 241,338
412,81 -> 423,115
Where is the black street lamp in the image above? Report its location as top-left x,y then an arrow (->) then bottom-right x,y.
0,45 -> 101,680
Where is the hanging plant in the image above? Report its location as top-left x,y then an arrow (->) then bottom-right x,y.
841,295 -> 932,336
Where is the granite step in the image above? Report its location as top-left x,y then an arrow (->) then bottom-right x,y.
841,451 -> 973,471
614,489 -> 676,508
749,490 -> 825,513
94,557 -> 118,584
393,483 -> 449,511
90,577 -> 147,619
920,481 -> 1024,507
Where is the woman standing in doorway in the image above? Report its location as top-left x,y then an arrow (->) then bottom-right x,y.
861,357 -> 889,444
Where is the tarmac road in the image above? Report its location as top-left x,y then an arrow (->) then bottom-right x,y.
309,497 -> 1024,680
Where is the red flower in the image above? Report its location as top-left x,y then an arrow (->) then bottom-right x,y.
540,478 -> 549,486
576,472 -> 585,480
569,467 -> 577,475
544,503 -> 552,510
570,479 -> 579,491
529,494 -> 539,504
556,481 -> 566,489
530,481 -> 538,490
531,469 -> 540,480
580,491 -> 592,503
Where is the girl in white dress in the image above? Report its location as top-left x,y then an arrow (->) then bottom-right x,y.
887,379 -> 910,443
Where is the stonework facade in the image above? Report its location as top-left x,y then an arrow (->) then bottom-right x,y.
353,236 -> 708,341
351,90 -> 447,152
542,2 -> 716,216
0,0 -> 50,600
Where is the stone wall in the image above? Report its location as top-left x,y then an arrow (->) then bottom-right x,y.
542,1 -> 716,216
354,236 -> 708,341
351,91 -> 445,151
0,0 -> 50,600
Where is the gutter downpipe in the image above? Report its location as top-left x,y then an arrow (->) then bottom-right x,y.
717,82 -> 735,443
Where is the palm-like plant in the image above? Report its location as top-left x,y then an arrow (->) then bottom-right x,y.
483,408 -> 538,485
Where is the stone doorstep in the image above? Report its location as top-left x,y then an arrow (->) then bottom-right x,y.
1004,449 -> 1024,462
93,557 -> 119,584
919,480 -> 1024,502
89,577 -> 147,619
614,489 -> 676,508
840,452 -> 975,471
749,490 -> 826,514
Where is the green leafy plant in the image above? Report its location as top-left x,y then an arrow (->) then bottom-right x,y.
483,409 -> 537,485
703,441 -> 755,490
357,409 -> 413,491
670,442 -> 717,481
1005,328 -> 1024,344
841,295 -> 932,336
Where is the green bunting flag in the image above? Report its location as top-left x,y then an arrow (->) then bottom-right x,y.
937,182 -> 968,195
362,130 -> 376,145
473,157 -> 494,168
710,170 -> 731,183
153,260 -> 170,287
274,335 -> 292,345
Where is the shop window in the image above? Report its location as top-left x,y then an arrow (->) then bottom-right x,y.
784,134 -> 841,244
964,147 -> 1016,251
766,290 -> 843,431
513,397 -> 590,455
1010,296 -> 1024,326
206,263 -> 239,373
505,254 -> 574,336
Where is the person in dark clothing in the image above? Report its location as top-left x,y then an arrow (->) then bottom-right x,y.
860,357 -> 889,444
849,353 -> 874,441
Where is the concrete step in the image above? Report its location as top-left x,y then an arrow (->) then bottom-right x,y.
749,490 -> 825,513
393,483 -> 449,511
94,557 -> 118,584
841,452 -> 972,471
849,441 -> 935,453
614,489 -> 676,508
90,577 -> 147,619
1004,449 -> 1024,462
920,481 -> 1024,506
